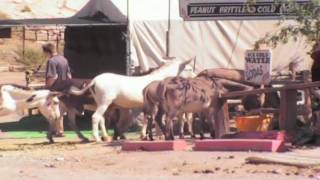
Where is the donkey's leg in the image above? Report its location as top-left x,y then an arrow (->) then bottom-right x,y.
146,115 -> 154,140
116,108 -> 132,140
155,106 -> 166,135
178,113 -> 185,139
141,113 -> 149,140
199,112 -> 207,140
165,112 -> 177,140
38,107 -> 56,143
206,108 -> 217,139
186,113 -> 195,138
66,109 -> 89,143
43,115 -> 56,144
154,121 -> 163,140
99,116 -> 111,142
92,100 -> 112,142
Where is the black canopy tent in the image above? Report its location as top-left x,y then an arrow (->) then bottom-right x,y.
0,12 -> 129,78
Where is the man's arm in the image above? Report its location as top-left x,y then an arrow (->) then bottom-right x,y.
67,64 -> 72,79
45,60 -> 57,89
45,77 -> 57,89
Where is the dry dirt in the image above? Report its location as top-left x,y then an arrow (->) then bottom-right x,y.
0,72 -> 319,180
0,137 -> 319,180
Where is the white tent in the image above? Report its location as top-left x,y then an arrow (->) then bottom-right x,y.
75,0 -> 311,74
126,0 -> 312,73
0,0 -> 312,74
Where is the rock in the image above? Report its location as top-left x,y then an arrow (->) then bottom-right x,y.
308,174 -> 314,178
105,162 -> 116,166
55,157 -> 64,161
228,155 -> 235,159
270,169 -> 280,174
217,156 -> 221,160
44,163 -> 56,168
202,169 -> 214,174
172,168 -> 180,176
215,167 -> 221,171
182,161 -> 188,166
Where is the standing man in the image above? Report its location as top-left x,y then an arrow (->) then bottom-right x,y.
43,42 -> 72,137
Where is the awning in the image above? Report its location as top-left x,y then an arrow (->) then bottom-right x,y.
0,16 -> 126,27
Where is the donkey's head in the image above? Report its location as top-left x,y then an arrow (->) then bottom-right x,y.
177,57 -> 196,78
0,85 -> 20,116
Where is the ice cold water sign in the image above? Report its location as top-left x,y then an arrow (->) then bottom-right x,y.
245,50 -> 272,85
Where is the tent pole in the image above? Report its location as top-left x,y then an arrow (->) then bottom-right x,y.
126,0 -> 131,75
165,0 -> 171,59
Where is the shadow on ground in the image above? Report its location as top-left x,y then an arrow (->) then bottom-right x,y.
0,114 -> 92,132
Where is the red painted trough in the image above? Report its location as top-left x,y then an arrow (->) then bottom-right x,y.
222,131 -> 287,141
194,139 -> 287,152
122,140 -> 188,151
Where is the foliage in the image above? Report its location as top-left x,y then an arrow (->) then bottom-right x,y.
15,47 -> 45,70
253,0 -> 320,52
0,11 -> 10,19
21,5 -> 32,13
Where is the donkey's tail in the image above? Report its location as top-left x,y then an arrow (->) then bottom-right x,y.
69,80 -> 95,96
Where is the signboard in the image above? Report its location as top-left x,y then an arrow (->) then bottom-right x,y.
245,49 -> 272,85
179,0 -> 311,20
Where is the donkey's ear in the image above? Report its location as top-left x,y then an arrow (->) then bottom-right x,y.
182,56 -> 195,66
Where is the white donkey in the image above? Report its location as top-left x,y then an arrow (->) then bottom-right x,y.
0,84 -> 61,143
70,58 -> 195,142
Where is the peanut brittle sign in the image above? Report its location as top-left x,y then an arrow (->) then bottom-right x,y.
179,0 -> 311,20
245,50 -> 272,85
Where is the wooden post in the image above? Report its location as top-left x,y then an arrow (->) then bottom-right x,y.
303,70 -> 312,124
22,26 -> 25,62
279,89 -> 298,135
215,100 -> 230,138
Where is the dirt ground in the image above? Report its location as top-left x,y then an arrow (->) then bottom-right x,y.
0,137 -> 319,180
0,71 -> 319,180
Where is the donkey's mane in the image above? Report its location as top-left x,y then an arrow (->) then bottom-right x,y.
149,60 -> 177,75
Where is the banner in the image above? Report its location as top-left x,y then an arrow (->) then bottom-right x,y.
179,0 -> 311,20
245,49 -> 272,85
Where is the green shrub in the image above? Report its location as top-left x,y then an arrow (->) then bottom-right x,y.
0,11 -> 10,19
21,5 -> 32,13
15,47 -> 45,70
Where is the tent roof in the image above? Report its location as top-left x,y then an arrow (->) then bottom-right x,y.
0,17 -> 125,26
0,0 -> 184,26
0,0 -> 127,26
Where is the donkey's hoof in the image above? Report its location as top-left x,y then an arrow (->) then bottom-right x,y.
200,134 -> 205,140
120,135 -> 126,140
140,135 -> 148,141
165,136 -> 174,141
102,136 -> 112,142
81,138 -> 90,143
